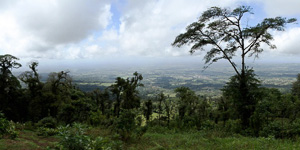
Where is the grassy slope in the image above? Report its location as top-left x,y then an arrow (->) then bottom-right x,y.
125,131 -> 300,150
1,128 -> 300,150
0,130 -> 58,150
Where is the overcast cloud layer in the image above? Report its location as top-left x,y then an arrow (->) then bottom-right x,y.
0,0 -> 299,62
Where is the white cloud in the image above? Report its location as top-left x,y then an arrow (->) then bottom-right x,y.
0,0 -> 299,62
272,28 -> 300,55
15,0 -> 112,45
261,0 -> 300,16
107,0 -> 240,57
0,0 -> 112,58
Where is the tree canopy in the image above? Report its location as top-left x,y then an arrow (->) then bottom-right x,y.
172,5 -> 297,128
172,6 -> 296,76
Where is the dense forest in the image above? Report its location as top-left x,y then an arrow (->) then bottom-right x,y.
1,53 -> 300,149
1,5 -> 300,150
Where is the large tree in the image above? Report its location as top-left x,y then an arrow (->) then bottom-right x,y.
172,6 -> 296,127
0,54 -> 23,121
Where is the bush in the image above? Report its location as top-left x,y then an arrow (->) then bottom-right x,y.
147,126 -> 170,134
37,127 -> 58,136
112,110 -> 147,142
259,119 -> 290,138
200,120 -> 216,130
0,113 -> 18,139
24,121 -> 35,130
52,123 -> 121,150
224,119 -> 242,133
36,116 -> 57,128
56,123 -> 90,150
88,110 -> 113,127
290,118 -> 300,137
91,136 -> 123,150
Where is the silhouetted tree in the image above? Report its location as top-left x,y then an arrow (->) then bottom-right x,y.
19,61 -> 43,97
111,77 -> 126,117
164,96 -> 173,127
143,99 -> 153,122
156,92 -> 166,126
19,61 -> 44,121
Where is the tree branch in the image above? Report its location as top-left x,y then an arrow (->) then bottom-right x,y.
199,29 -> 241,77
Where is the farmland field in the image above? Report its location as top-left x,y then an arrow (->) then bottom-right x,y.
64,62 -> 300,97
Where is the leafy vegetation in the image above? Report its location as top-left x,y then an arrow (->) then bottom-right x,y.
0,5 -> 299,150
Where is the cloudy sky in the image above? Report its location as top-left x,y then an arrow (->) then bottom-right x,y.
0,0 -> 300,70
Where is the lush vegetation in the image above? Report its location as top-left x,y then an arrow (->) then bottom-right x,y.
0,5 -> 300,150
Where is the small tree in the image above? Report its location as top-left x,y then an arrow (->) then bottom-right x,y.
156,92 -> 166,126
111,77 -> 126,117
110,72 -> 143,117
122,72 -> 144,110
174,86 -> 198,120
164,97 -> 173,127
172,6 -> 296,127
143,99 -> 153,122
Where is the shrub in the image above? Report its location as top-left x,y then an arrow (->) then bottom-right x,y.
37,127 -> 58,136
224,119 -> 242,133
200,120 -> 216,130
0,113 -> 18,139
88,110 -> 113,127
52,123 -> 121,150
290,118 -> 300,137
91,136 -> 123,150
36,116 -> 57,128
259,119 -> 290,138
112,109 -> 147,141
56,123 -> 91,150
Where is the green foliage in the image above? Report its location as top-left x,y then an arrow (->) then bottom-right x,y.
224,119 -> 242,134
143,99 -> 153,122
52,123 -> 121,150
258,118 -> 300,139
174,86 -> 198,120
37,127 -> 58,136
2,52 -> 300,145
222,69 -> 261,128
259,119 -> 290,138
172,5 -> 296,71
91,136 -> 122,150
54,123 -> 91,150
88,110 -> 114,127
0,113 -> 18,139
58,99 -> 93,125
110,72 -> 143,116
0,54 -> 25,121
172,5 -> 296,130
292,74 -> 300,99
36,116 -> 57,128
112,109 -> 147,141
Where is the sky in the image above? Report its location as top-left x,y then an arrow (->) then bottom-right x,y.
0,0 -> 300,71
